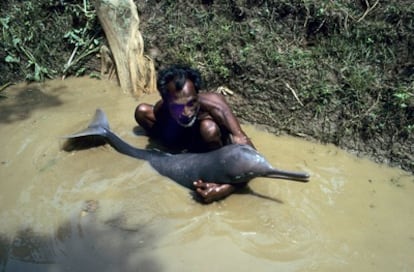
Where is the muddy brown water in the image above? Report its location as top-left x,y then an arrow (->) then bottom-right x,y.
0,77 -> 413,272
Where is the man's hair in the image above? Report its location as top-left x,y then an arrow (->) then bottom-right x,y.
157,64 -> 202,100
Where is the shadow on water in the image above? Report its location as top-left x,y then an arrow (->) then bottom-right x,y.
0,86 -> 63,124
0,203 -> 162,272
236,186 -> 284,204
62,135 -> 107,152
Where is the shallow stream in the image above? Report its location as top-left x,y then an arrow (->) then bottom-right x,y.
0,77 -> 413,271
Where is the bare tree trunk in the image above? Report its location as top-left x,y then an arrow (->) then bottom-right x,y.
94,0 -> 156,96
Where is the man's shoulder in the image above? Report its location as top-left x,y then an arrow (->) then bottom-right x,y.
198,92 -> 230,113
198,92 -> 226,103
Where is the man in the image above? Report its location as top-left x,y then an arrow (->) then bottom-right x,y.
135,64 -> 255,203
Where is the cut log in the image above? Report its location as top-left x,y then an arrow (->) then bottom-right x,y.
94,0 -> 156,96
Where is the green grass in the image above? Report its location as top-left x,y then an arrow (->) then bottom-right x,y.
0,0 -> 102,82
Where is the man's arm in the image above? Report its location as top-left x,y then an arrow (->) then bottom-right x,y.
198,92 -> 255,148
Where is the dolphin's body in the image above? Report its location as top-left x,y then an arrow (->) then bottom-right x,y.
64,109 -> 309,189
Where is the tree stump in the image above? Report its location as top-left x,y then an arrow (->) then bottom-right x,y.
94,0 -> 156,96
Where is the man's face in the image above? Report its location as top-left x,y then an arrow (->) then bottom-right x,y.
166,79 -> 200,127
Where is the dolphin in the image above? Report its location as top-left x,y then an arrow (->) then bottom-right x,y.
63,109 -> 310,190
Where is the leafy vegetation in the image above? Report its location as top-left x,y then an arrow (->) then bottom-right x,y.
0,0 -> 102,82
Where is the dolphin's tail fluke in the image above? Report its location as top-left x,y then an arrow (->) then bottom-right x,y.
64,108 -> 109,139
63,109 -> 154,160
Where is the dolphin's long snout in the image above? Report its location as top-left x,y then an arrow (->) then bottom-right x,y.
266,169 -> 310,182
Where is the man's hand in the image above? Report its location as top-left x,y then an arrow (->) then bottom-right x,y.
231,134 -> 256,149
193,180 -> 236,203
